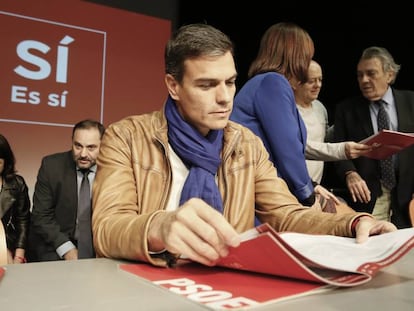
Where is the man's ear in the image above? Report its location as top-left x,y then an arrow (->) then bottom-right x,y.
165,74 -> 179,100
386,71 -> 395,84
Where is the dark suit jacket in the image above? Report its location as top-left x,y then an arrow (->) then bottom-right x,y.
333,89 -> 414,228
27,151 -> 78,261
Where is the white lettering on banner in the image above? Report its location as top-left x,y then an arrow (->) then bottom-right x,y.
14,35 -> 74,83
11,85 -> 40,104
14,40 -> 51,80
10,85 -> 68,107
48,90 -> 68,107
153,277 -> 258,308
56,36 -> 75,83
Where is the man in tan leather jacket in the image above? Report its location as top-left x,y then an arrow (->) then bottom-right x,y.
92,24 -> 396,268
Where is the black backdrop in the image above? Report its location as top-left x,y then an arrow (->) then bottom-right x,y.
178,1 -> 414,123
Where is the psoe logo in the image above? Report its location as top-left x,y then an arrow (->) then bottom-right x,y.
0,11 -> 106,126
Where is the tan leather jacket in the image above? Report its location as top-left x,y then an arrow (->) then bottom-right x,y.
92,108 -> 363,266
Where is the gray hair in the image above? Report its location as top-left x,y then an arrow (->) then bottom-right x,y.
360,46 -> 401,84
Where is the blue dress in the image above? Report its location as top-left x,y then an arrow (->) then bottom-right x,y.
231,72 -> 314,204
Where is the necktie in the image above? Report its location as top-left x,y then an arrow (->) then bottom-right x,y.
376,100 -> 396,190
77,169 -> 95,259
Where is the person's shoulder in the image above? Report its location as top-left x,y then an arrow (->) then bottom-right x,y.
109,111 -> 162,127
107,110 -> 163,133
393,88 -> 414,99
238,72 -> 290,98
14,174 -> 28,187
257,72 -> 287,84
226,120 -> 262,139
393,87 -> 414,94
40,151 -> 72,168
5,174 -> 28,190
312,99 -> 326,110
226,121 -> 269,154
14,174 -> 26,182
42,151 -> 71,161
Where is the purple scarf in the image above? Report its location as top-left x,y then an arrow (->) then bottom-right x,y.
165,96 -> 224,212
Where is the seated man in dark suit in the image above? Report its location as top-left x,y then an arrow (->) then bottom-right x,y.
27,119 -> 105,261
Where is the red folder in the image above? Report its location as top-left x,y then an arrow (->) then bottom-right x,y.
359,130 -> 414,159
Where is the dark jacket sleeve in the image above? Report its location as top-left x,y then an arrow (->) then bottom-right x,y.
13,175 -> 31,249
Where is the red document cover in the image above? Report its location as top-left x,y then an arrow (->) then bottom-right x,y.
216,224 -> 414,287
359,129 -> 414,159
120,263 -> 330,310
119,224 -> 414,309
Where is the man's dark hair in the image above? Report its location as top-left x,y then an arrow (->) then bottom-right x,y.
165,23 -> 234,82
72,119 -> 105,139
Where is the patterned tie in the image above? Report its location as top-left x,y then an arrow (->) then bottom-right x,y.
376,100 -> 396,190
77,169 -> 95,259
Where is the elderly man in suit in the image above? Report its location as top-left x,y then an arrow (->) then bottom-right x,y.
27,119 -> 105,261
333,46 -> 414,228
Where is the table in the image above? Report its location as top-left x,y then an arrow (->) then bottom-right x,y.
0,258 -> 207,310
0,250 -> 413,310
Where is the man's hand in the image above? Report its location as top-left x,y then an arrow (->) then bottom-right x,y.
354,216 -> 397,243
147,198 -> 240,266
63,248 -> 78,260
346,171 -> 371,203
314,184 -> 340,205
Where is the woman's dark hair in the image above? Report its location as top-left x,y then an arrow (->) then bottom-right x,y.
0,133 -> 17,181
248,22 -> 314,83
